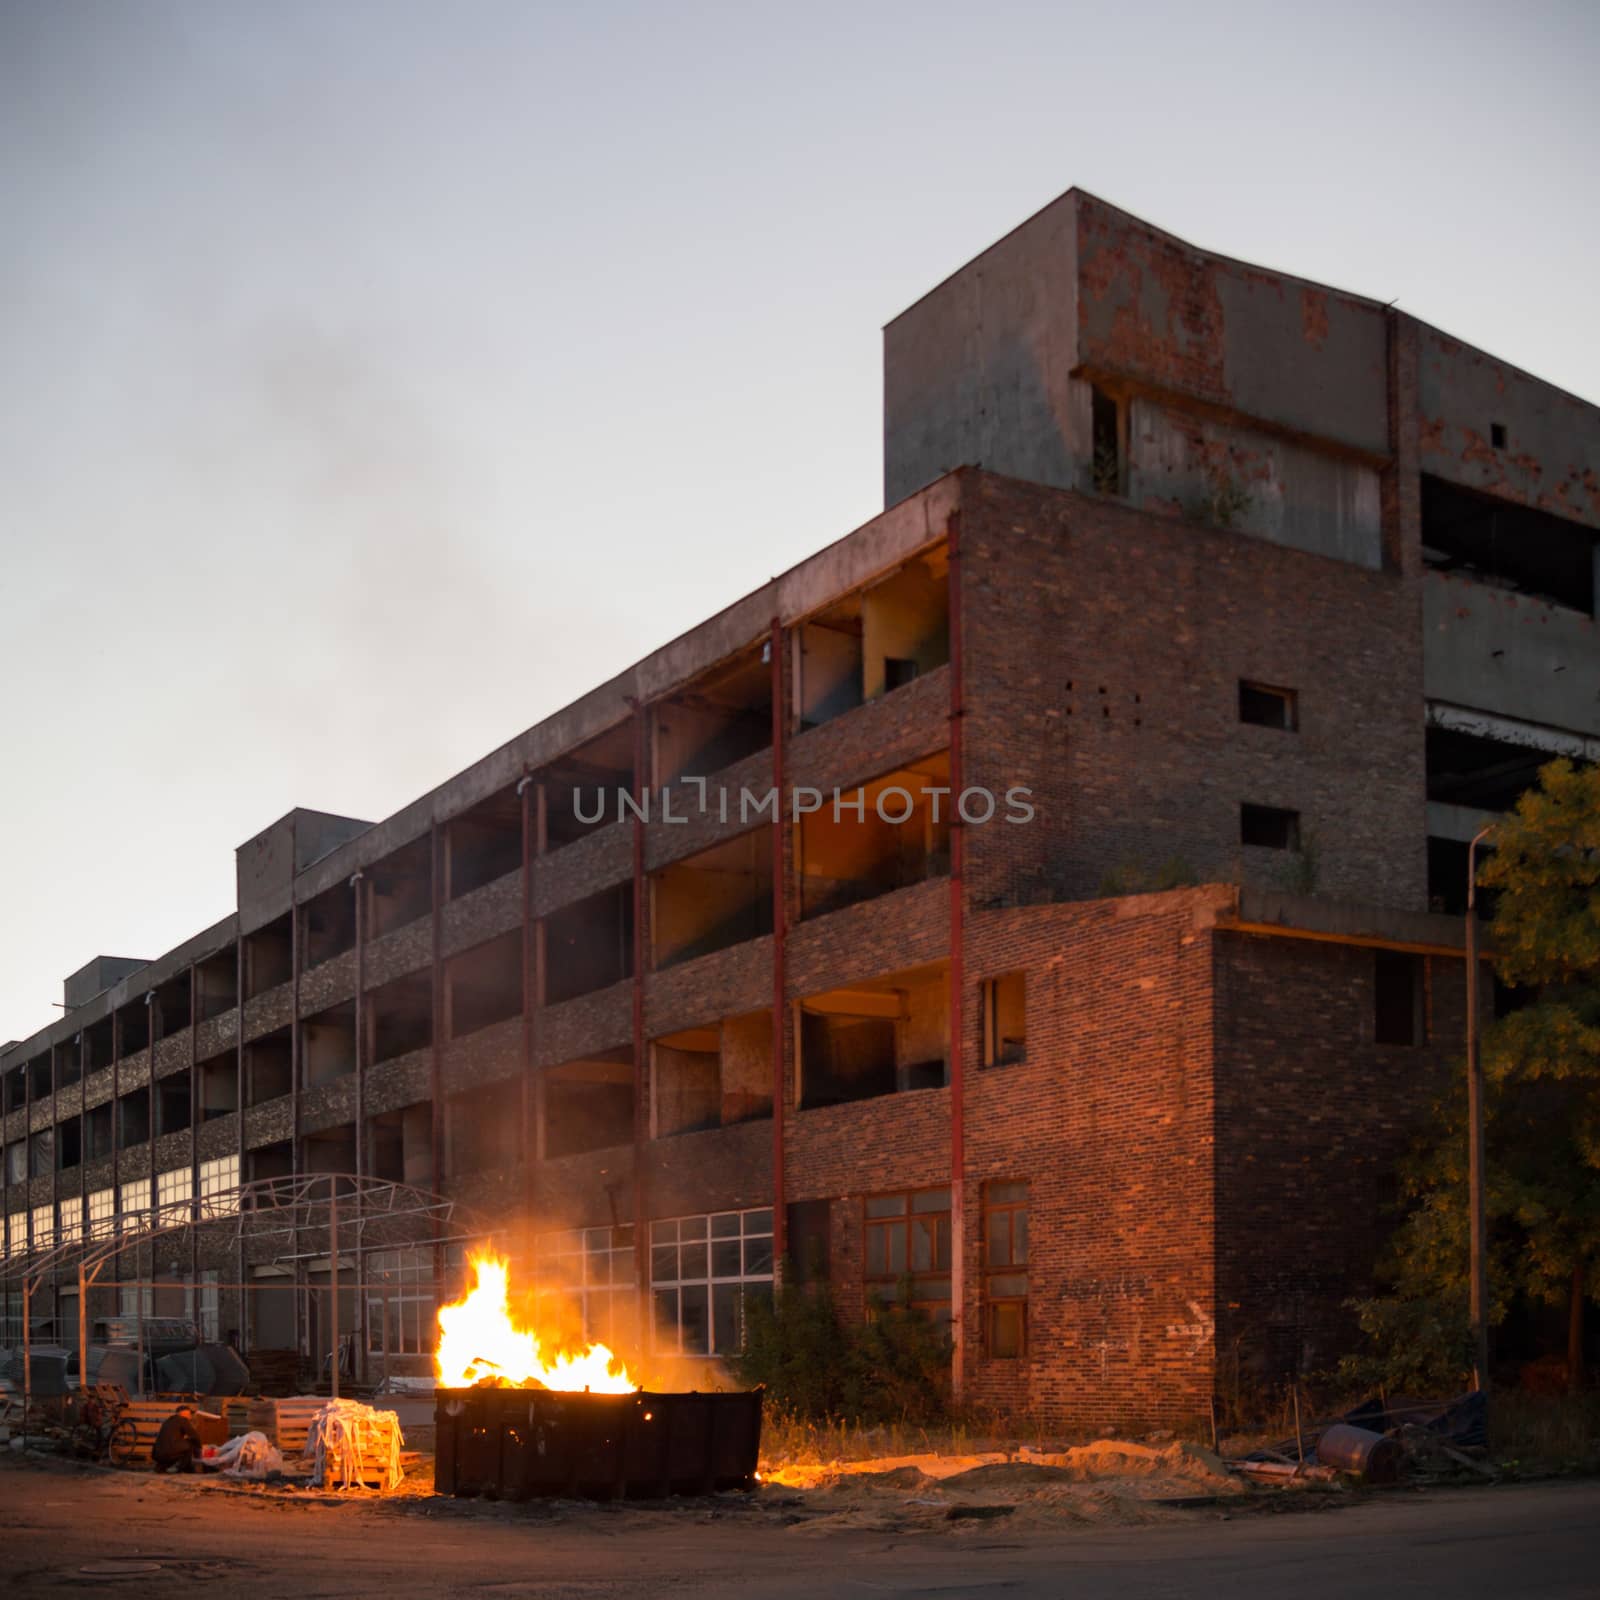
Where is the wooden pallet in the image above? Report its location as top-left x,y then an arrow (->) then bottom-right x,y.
108,1402 -> 228,1467
245,1396 -> 327,1458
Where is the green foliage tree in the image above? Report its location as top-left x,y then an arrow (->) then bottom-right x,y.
1343,758 -> 1600,1394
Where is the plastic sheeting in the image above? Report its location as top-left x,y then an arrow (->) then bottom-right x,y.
308,1399 -> 404,1492
204,1430 -> 284,1479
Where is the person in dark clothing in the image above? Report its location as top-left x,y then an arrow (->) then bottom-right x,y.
151,1404 -> 204,1474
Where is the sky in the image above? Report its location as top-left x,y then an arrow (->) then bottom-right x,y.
1,0 -> 1596,1044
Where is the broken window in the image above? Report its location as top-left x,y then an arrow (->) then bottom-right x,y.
198,1051 -> 239,1121
57,1119 -> 81,1170
4,1140 -> 25,1184
1426,724 -> 1553,812
544,885 -> 633,1005
244,914 -> 293,999
542,724 -> 634,851
1091,384 -> 1123,494
650,1208 -> 774,1357
864,1189 -> 952,1321
1374,951 -> 1425,1047
367,1103 -> 433,1186
445,930 -> 523,1039
300,1002 -> 356,1088
1240,803 -> 1300,851
798,966 -> 948,1109
652,1011 -> 773,1138
448,1078 -> 521,1175
543,1050 -> 635,1158
446,788 -> 523,900
1239,680 -> 1298,731
651,831 -> 773,969
157,1069 -> 192,1135
981,973 -> 1027,1068
983,1180 -> 1029,1358
1422,474 -> 1598,615
55,1036 -> 81,1089
244,1026 -> 293,1106
27,1053 -> 51,1101
654,645 -> 772,788
116,998 -> 150,1057
1,1064 -> 23,1114
195,948 -> 238,1021
798,752 -> 951,920
366,837 -> 433,940
117,1087 -> 150,1149
84,1016 -> 114,1073
28,1129 -> 53,1179
304,883 -> 357,969
151,974 -> 192,1040
368,970 -> 433,1065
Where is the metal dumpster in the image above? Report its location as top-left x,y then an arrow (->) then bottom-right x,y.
434,1385 -> 763,1500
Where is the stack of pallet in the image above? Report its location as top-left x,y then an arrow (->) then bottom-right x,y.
109,1402 -> 228,1467
244,1395 -> 327,1460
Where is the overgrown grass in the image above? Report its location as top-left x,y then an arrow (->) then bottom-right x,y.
1490,1391 -> 1600,1475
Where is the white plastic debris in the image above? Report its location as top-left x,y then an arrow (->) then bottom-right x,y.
206,1429 -> 285,1479
308,1399 -> 404,1492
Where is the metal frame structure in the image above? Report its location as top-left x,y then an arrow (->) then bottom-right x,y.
1,1173 -> 479,1436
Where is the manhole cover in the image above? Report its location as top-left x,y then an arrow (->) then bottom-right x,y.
79,1561 -> 164,1581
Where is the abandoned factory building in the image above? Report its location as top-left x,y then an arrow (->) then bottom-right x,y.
4,190 -> 1597,1423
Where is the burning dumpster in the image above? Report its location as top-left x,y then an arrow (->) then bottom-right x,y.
430,1252 -> 763,1501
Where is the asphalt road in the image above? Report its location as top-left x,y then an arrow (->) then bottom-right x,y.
1,1455 -> 1595,1598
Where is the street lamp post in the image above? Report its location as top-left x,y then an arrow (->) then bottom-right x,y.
1465,824 -> 1495,1393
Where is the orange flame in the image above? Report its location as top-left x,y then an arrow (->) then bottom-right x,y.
435,1252 -> 636,1393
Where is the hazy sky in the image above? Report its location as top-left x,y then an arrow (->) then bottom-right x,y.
1,1 -> 1596,1043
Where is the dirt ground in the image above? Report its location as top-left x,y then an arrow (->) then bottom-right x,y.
2,1451 -> 1597,1599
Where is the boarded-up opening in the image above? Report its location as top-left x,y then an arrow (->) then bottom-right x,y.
367,836 -> 432,940
798,964 -> 949,1109
304,882 -> 357,968
655,646 -> 771,787
448,1077 -> 521,1174
651,831 -> 773,969
447,788 -> 522,900
301,1001 -> 356,1088
369,970 -> 433,1065
195,948 -> 238,1021
245,914 -> 293,999
445,929 -> 523,1039
543,724 -> 634,850
245,1026 -> 293,1106
545,885 -> 633,1005
653,1010 -> 773,1137
368,1101 -> 433,1185
157,1068 -> 192,1135
544,1050 -> 634,1158
198,1050 -> 238,1121
798,752 -> 951,919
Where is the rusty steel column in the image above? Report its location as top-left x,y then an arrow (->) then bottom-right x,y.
430,824 -> 445,1306
351,870 -> 366,1386
518,774 -> 536,1210
189,964 -> 199,1322
768,616 -> 787,1269
631,703 -> 648,1315
290,897 -> 305,1364
947,515 -> 967,1398
234,937 -> 246,1352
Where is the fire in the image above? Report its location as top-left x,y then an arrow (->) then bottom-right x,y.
435,1252 -> 636,1393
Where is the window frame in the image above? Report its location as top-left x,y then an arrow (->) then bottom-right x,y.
981,1179 -> 1029,1359
863,1187 -> 953,1320
1238,680 -> 1299,732
649,1207 -> 774,1357
981,972 -> 1027,1068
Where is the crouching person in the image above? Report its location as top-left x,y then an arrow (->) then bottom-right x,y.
151,1403 -> 204,1474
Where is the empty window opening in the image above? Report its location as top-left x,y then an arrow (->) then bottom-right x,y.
1240,803 -> 1301,851
301,1123 -> 356,1189
244,914 -> 293,999
542,724 -> 634,851
1239,680 -> 1298,731
544,884 -> 634,1006
116,998 -> 150,1058
1426,724 -> 1554,812
4,1139 -> 24,1184
1375,951 -> 1426,1047
245,1026 -> 293,1106
151,974 -> 191,1040
445,929 -> 523,1039
655,646 -> 772,789
652,830 -> 773,970
85,1101 -> 114,1162
157,1068 -> 192,1135
1091,384 -> 1123,494
1490,422 -> 1508,450
543,1050 -> 634,1158
1,1063 -> 24,1115
304,883 -> 357,969
84,1016 -> 114,1073
446,789 -> 523,900
301,1001 -> 357,1088
57,1118 -> 82,1171
981,973 -> 1027,1067
862,548 -> 950,704
983,1179 -> 1030,1358
55,1038 -> 81,1090
653,1010 -> 774,1138
797,596 -> 863,730
248,1139 -> 294,1185
195,948 -> 238,1021
367,1102 -> 433,1186
1421,474 -> 1597,615
366,836 -> 433,940
27,1052 -> 52,1101
117,1087 -> 150,1150
368,970 -> 433,1066
799,965 -> 948,1110
29,1128 -> 53,1178
798,752 -> 951,920
865,1188 -> 952,1321
198,1051 -> 238,1121
448,1077 -> 521,1176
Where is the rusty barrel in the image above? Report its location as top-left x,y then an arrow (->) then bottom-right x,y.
434,1386 -> 763,1500
1315,1423 -> 1403,1483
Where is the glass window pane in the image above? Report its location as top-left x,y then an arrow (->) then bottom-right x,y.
680,1240 -> 707,1281
1015,1210 -> 1029,1263
743,1209 -> 773,1236
865,1195 -> 907,1219
712,1283 -> 740,1355
988,1273 -> 1029,1298
742,1235 -> 773,1277
680,1284 -> 710,1355
651,1244 -> 678,1283
652,1287 -> 679,1350
912,1189 -> 950,1214
887,1224 -> 907,1276
987,1180 -> 1027,1205
919,1276 -> 951,1301
935,1218 -> 952,1270
652,1219 -> 678,1244
711,1240 -> 742,1279
866,1226 -> 888,1277
710,1212 -> 740,1239
987,1211 -> 1012,1267
989,1300 -> 1023,1358
910,1218 -> 934,1273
